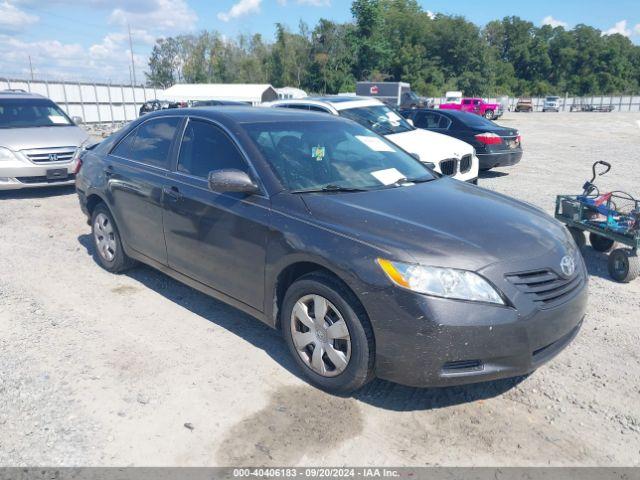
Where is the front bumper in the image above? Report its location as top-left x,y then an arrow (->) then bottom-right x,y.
0,155 -> 76,190
365,271 -> 587,388
477,150 -> 523,170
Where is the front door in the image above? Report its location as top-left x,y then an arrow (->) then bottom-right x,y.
163,118 -> 270,310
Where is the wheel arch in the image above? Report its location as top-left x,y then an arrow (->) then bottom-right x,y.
270,260 -> 370,333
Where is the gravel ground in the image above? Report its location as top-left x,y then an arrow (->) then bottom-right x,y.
0,112 -> 639,466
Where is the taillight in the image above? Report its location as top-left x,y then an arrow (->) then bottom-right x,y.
475,132 -> 503,145
516,134 -> 522,143
73,158 -> 83,175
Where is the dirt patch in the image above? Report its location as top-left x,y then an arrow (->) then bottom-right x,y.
216,385 -> 364,466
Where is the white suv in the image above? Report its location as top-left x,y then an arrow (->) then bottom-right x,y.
264,97 -> 479,183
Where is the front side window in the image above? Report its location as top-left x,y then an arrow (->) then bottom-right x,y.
244,120 -> 434,192
0,98 -> 73,128
339,105 -> 414,136
112,117 -> 180,169
177,119 -> 248,178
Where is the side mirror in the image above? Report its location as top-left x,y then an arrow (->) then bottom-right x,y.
208,169 -> 260,195
406,118 -> 414,127
72,116 -> 84,125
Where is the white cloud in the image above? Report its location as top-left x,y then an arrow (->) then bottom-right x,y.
634,23 -> 640,36
217,0 -> 262,22
276,0 -> 330,6
0,1 -> 38,33
109,0 -> 197,33
602,20 -> 631,37
426,10 -> 435,20
541,15 -> 568,28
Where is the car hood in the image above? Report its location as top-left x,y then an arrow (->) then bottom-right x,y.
301,179 -> 573,271
0,126 -> 90,152
385,128 -> 473,163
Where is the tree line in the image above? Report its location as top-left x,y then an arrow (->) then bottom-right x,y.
146,0 -> 640,97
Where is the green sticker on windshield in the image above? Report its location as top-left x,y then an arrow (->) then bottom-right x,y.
311,146 -> 326,161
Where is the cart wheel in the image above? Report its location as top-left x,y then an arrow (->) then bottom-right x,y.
568,227 -> 586,250
607,249 -> 639,283
589,233 -> 615,252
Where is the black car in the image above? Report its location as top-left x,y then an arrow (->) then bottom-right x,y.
401,108 -> 523,171
139,100 -> 164,116
76,108 -> 586,394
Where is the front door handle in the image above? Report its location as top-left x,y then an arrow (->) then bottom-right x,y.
163,186 -> 183,201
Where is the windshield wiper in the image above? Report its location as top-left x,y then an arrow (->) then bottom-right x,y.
290,184 -> 369,194
396,176 -> 435,185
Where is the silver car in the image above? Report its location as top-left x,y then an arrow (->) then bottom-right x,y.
0,91 -> 90,190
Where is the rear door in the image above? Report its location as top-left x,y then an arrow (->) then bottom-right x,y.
107,116 -> 182,264
162,117 -> 270,310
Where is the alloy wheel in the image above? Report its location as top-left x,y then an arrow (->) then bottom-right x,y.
290,294 -> 351,377
93,212 -> 117,262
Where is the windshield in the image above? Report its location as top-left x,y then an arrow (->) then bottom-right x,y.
339,105 -> 414,136
0,98 -> 73,128
243,120 -> 435,192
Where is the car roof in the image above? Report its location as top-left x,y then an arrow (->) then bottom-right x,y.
145,106 -> 353,125
267,96 -> 384,111
0,90 -> 47,100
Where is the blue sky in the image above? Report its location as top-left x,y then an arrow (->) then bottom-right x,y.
0,0 -> 638,83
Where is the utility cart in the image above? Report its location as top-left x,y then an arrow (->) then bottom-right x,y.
555,161 -> 640,283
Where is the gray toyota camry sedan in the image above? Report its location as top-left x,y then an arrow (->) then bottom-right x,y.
76,107 -> 587,394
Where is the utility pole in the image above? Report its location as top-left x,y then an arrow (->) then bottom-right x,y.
128,23 -> 137,86
28,55 -> 34,80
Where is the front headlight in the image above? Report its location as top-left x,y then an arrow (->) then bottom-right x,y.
0,147 -> 17,162
377,258 -> 505,305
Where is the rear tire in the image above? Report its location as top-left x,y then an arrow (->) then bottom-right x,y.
91,203 -> 136,273
484,110 -> 495,120
281,272 -> 375,394
589,233 -> 615,253
568,227 -> 586,250
608,249 -> 639,283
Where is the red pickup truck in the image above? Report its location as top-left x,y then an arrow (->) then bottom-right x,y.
439,97 -> 503,120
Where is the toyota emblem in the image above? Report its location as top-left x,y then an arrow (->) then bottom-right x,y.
560,255 -> 576,277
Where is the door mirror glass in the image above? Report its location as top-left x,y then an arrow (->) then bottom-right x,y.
72,116 -> 84,125
208,169 -> 259,194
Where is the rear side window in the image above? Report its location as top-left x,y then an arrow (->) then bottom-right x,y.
415,112 -> 451,129
112,117 -> 181,169
177,119 -> 248,178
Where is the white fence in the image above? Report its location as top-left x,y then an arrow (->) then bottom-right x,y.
1,77 -> 161,124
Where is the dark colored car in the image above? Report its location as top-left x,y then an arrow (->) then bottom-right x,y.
139,100 -> 164,116
191,100 -> 247,107
401,108 -> 523,171
76,108 -> 587,394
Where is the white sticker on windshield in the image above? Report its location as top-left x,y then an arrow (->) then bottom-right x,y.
385,111 -> 402,125
48,115 -> 67,124
371,168 -> 405,185
355,135 -> 396,152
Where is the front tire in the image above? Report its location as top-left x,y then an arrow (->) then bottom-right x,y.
281,272 -> 375,394
608,249 -> 639,283
568,227 -> 586,250
91,203 -> 136,273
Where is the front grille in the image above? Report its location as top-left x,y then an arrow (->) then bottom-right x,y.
439,158 -> 457,176
23,147 -> 77,164
16,174 -> 75,184
506,269 -> 583,308
459,154 -> 472,173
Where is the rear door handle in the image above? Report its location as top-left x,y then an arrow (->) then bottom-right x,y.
163,186 -> 183,201
104,165 -> 114,177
